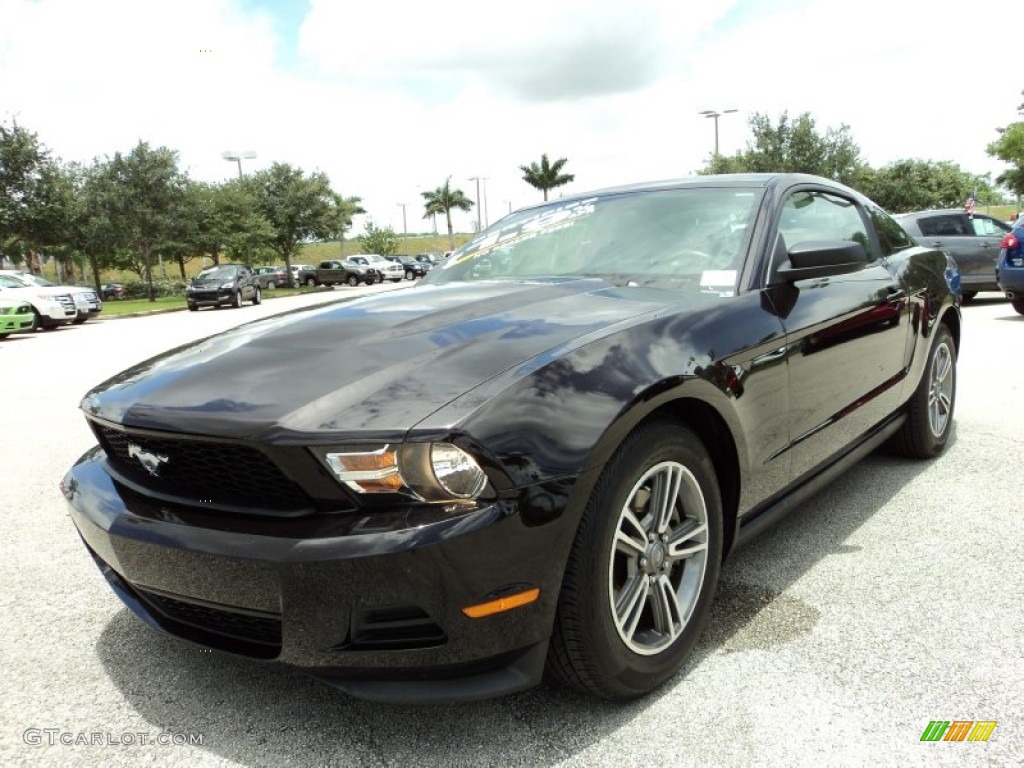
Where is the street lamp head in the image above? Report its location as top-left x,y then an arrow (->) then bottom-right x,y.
221,150 -> 257,161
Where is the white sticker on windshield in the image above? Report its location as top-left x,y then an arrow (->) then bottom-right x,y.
700,270 -> 737,296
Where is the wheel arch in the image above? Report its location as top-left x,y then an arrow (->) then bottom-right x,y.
574,386 -> 745,562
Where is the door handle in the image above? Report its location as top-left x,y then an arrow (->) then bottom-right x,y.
929,241 -> 943,248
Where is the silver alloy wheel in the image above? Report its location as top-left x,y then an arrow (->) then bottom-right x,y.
927,340 -> 953,438
608,460 -> 709,655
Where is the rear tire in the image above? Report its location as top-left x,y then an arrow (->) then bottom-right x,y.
347,274 -> 359,287
266,280 -> 276,290
1012,298 -> 1024,316
961,291 -> 977,302
888,324 -> 956,458
187,302 -> 198,311
548,421 -> 723,699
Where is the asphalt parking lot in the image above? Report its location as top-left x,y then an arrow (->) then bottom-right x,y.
1,289 -> 1021,767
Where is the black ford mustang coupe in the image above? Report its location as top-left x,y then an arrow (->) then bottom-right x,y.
63,174 -> 961,702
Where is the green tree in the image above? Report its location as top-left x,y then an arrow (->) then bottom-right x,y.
0,121 -> 57,271
101,142 -> 187,300
987,91 -> 1024,199
519,153 -> 575,200
249,163 -> 340,287
179,179 -> 274,272
703,111 -> 863,186
855,160 -> 1000,213
421,177 -> 474,251
359,220 -> 401,255
66,160 -> 122,291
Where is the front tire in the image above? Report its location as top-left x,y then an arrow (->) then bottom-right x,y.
231,290 -> 242,309
549,421 -> 723,699
888,324 -> 956,458
252,287 -> 262,305
187,302 -> 198,312
405,269 -> 415,280
305,276 -> 317,287
266,280 -> 276,290
347,274 -> 359,287
961,291 -> 977,302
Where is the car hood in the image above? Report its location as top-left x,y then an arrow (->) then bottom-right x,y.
81,280 -> 671,440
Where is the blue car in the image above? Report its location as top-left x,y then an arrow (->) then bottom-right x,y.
997,221 -> 1024,315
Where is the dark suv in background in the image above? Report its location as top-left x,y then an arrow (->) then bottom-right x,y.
186,264 -> 261,311
895,210 -> 1012,299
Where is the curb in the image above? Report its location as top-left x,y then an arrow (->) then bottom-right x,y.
102,283 -> 414,320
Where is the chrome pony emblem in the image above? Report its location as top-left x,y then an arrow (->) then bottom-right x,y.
127,443 -> 169,477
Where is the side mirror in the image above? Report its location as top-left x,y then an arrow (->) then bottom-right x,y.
776,240 -> 869,282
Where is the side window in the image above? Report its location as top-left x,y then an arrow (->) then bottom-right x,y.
776,190 -> 876,262
918,215 -> 969,237
869,206 -> 916,256
970,216 -> 1011,236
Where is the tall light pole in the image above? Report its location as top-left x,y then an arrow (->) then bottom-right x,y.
698,109 -> 737,156
468,176 -> 483,232
222,149 -> 257,178
397,203 -> 409,254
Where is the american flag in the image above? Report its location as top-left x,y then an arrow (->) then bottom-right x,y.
964,196 -> 976,215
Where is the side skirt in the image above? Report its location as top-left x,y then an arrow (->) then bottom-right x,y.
731,412 -> 907,553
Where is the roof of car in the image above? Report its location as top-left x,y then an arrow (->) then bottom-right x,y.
894,209 -> 994,218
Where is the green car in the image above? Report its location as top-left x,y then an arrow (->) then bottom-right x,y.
0,297 -> 36,339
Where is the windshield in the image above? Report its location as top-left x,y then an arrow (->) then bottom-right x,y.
422,187 -> 761,292
196,267 -> 238,280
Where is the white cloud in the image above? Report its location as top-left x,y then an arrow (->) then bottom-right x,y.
1,0 -> 1020,240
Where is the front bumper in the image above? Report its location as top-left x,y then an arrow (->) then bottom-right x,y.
187,289 -> 234,306
0,307 -> 34,334
63,446 -> 568,702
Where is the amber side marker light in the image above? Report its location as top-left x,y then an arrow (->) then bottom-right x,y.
462,588 -> 541,618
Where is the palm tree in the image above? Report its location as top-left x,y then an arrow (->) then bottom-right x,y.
421,178 -> 474,250
519,153 -> 575,201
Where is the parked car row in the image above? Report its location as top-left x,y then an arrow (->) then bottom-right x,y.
0,270 -> 103,339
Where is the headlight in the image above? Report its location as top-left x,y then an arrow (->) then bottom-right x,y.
315,442 -> 487,502
221,281 -> 235,289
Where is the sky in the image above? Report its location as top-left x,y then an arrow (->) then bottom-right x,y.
1,0 -> 1021,236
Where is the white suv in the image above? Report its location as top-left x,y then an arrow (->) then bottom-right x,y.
0,270 -> 103,323
0,274 -> 78,328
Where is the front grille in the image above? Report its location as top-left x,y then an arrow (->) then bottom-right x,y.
136,588 -> 282,655
93,422 -> 311,510
53,293 -> 76,314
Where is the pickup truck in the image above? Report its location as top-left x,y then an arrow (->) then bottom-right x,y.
312,260 -> 377,287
